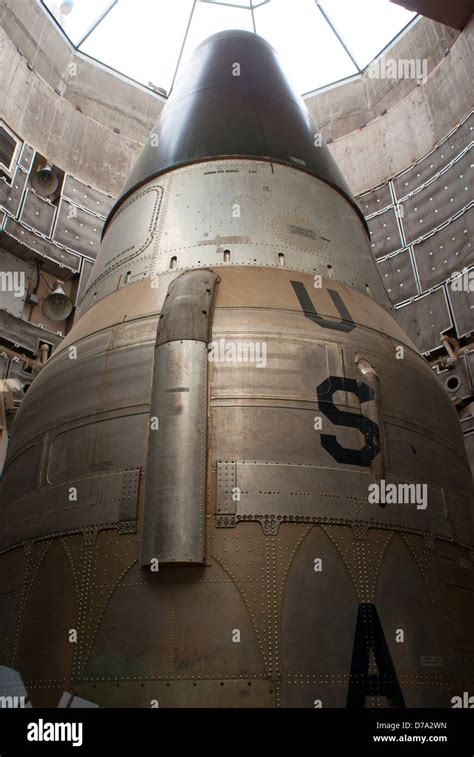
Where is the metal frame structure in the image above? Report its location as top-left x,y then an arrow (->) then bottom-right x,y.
38,0 -> 418,98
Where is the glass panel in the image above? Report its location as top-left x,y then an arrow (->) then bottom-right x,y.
174,1 -> 255,85
80,0 -> 195,93
204,0 -> 252,7
42,0 -> 116,46
254,0 -> 358,93
44,0 -> 418,96
319,0 -> 417,69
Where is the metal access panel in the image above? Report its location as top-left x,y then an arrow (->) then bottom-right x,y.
19,189 -> 56,237
357,182 -> 392,216
446,274 -> 474,339
377,248 -> 418,304
413,208 -> 472,292
366,207 -> 402,258
53,198 -> 104,259
400,148 -> 472,244
62,175 -> 114,218
0,168 -> 27,217
395,287 -> 452,354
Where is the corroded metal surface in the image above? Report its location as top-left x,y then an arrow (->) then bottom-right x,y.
0,267 -> 473,708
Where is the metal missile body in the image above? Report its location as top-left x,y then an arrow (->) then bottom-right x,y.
0,31 -> 473,708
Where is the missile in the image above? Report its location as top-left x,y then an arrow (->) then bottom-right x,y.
0,30 -> 473,709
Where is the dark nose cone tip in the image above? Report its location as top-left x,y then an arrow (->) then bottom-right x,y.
104,29 -> 365,235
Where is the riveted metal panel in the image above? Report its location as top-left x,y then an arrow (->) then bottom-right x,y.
0,167 -> 27,216
19,188 -> 56,237
82,577 -> 174,680
94,185 -> 162,274
79,161 -> 391,318
446,276 -> 474,339
279,525 -> 358,705
367,207 -> 402,258
400,148 -> 472,244
376,536 -> 446,688
395,288 -> 452,354
413,207 -> 472,291
142,340 -> 208,565
393,114 -> 473,199
62,175 -> 113,218
211,404 -> 364,473
377,248 -> 418,304
216,461 -> 236,516
79,185 -> 163,313
18,143 -> 35,174
357,183 -> 393,216
0,469 -> 140,553
76,678 -> 274,708
53,198 -> 104,259
221,460 -> 450,537
1,217 -> 81,273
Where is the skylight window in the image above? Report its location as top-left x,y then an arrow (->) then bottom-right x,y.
41,0 -> 417,96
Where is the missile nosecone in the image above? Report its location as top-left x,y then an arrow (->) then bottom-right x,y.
105,30 -> 362,233
0,30 -> 473,709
